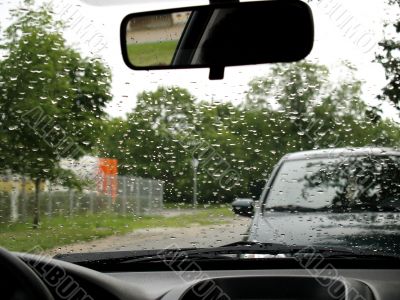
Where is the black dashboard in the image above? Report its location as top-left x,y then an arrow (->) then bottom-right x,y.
110,269 -> 398,300
14,253 -> 400,300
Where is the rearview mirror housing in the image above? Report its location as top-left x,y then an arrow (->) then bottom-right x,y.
121,0 -> 314,79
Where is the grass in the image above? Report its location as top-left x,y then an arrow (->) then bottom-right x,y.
163,202 -> 230,209
127,40 -> 179,67
0,207 -> 233,253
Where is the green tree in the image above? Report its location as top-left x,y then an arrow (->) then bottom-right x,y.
377,0 -> 400,111
244,61 -> 400,184
100,87 -> 196,202
247,61 -> 397,147
102,62 -> 400,205
246,61 -> 329,113
0,1 -> 112,227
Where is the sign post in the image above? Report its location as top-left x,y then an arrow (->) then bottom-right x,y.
192,158 -> 199,207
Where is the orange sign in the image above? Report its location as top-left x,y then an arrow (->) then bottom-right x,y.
99,158 -> 118,175
98,158 -> 118,201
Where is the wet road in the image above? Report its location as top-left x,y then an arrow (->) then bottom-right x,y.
48,216 -> 250,256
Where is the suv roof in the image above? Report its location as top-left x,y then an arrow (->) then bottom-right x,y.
283,147 -> 400,161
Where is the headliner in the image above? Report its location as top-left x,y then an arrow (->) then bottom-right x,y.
80,0 -> 206,6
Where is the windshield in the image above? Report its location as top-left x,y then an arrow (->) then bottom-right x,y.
265,156 -> 400,211
1,0 -> 400,258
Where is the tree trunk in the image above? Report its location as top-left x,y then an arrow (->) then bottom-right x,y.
33,178 -> 41,229
21,176 -> 27,220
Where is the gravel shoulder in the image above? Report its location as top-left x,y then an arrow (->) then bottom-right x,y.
47,215 -> 250,256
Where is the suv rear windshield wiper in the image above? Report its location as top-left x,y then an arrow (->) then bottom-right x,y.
265,204 -> 400,213
54,241 -> 400,266
265,205 -> 328,212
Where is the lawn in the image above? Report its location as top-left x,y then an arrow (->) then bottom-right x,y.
163,202 -> 229,209
127,40 -> 179,67
0,207 -> 233,252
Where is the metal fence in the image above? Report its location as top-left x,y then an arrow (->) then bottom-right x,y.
116,176 -> 164,215
0,176 -> 164,223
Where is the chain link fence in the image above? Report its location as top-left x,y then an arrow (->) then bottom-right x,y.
0,175 -> 164,223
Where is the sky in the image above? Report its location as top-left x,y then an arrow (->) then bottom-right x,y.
0,0 -> 398,120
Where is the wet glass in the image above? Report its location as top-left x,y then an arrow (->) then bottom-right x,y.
265,156 -> 400,212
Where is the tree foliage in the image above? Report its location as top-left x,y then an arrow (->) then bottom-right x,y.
0,1 -> 112,225
377,0 -> 400,111
102,62 -> 400,204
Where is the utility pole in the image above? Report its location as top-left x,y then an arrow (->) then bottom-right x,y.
192,158 -> 199,207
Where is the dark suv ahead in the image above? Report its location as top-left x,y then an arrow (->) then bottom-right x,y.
233,148 -> 400,255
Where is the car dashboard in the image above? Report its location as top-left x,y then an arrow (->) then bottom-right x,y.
17,253 -> 400,300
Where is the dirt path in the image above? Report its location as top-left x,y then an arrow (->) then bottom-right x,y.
47,216 -> 250,256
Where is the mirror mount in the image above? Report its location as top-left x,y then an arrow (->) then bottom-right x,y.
210,0 -> 238,3
209,66 -> 225,80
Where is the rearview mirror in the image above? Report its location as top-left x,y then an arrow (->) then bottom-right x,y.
121,0 -> 314,79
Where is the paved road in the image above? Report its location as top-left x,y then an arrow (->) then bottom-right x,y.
48,215 -> 250,256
